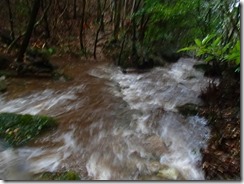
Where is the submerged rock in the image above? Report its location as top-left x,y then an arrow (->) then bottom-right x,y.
139,164 -> 185,180
0,148 -> 33,180
143,135 -> 168,158
157,166 -> 184,180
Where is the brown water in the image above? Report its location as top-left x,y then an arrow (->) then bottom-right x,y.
0,57 -> 212,180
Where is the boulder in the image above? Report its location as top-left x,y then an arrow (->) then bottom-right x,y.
0,76 -> 7,92
176,103 -> 199,116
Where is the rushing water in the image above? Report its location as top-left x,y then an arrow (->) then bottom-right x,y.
0,58 -> 211,180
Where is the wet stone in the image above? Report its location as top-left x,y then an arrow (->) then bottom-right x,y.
176,103 -> 199,116
0,76 -> 7,92
143,135 -> 168,158
157,166 -> 184,180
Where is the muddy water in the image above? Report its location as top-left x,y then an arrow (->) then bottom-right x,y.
0,57 -> 211,180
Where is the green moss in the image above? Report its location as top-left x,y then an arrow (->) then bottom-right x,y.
35,171 -> 80,180
177,103 -> 199,116
0,113 -> 57,147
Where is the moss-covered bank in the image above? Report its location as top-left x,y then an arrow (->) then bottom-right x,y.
0,113 -> 57,147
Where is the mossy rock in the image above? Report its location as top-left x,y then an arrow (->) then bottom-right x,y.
177,103 -> 199,116
35,171 -> 80,180
0,79 -> 7,92
0,113 -> 57,147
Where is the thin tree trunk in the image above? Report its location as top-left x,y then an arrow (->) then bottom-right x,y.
131,0 -> 141,63
109,0 -> 114,23
79,0 -> 86,50
93,21 -> 102,59
97,0 -> 105,32
118,32 -> 126,66
139,13 -> 149,43
113,0 -> 122,40
121,0 -> 128,28
5,0 -> 15,40
131,0 -> 136,16
41,0 -> 51,38
16,0 -> 41,64
8,1 -> 50,51
131,0 -> 137,55
94,0 -> 107,59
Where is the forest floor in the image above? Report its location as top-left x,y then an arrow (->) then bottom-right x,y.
198,73 -> 240,180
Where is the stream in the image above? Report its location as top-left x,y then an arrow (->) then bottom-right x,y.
0,58 -> 211,180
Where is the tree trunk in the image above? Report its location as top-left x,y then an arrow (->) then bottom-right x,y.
5,0 -> 15,40
113,0 -> 122,40
97,0 -> 104,32
93,0 -> 107,59
131,0 -> 141,64
41,0 -> 51,39
79,0 -> 86,51
16,0 -> 41,64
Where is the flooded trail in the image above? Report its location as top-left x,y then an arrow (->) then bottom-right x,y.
0,57 -> 211,180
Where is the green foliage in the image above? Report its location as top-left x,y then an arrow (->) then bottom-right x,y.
0,113 -> 57,147
142,0 -> 205,52
178,34 -> 226,61
29,47 -> 56,58
176,0 -> 240,73
225,41 -> 240,65
226,41 -> 240,72
178,34 -> 240,72
45,47 -> 56,56
35,171 -> 80,180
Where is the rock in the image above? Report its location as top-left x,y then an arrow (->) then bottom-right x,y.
0,148 -> 33,180
176,103 -> 199,116
143,135 -> 168,158
139,174 -> 164,180
193,63 -> 209,71
139,164 -> 185,180
146,161 -> 161,173
157,166 -> 184,180
0,76 -> 7,92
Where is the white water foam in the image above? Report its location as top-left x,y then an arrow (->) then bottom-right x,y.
0,85 -> 86,116
0,58 -> 211,180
